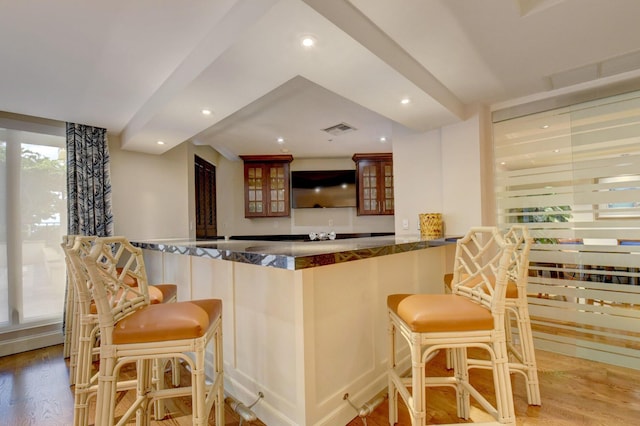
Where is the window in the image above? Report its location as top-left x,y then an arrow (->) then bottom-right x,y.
0,113 -> 67,355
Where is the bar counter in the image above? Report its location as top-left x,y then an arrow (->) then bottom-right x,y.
133,234 -> 455,270
135,234 -> 456,426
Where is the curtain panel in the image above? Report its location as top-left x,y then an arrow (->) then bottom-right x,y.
63,123 -> 113,357
66,123 -> 113,236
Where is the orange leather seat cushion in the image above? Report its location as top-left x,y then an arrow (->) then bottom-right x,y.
443,273 -> 518,299
153,284 -> 177,302
113,299 -> 222,344
388,294 -> 493,333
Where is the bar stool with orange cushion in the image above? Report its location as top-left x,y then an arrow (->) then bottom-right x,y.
62,236 -> 180,425
388,226 -> 516,425
63,235 -> 178,388
443,225 -> 540,406
76,237 -> 224,426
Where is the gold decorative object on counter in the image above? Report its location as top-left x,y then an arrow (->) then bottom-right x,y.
419,213 -> 443,239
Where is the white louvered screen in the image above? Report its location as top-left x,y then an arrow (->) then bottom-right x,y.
493,90 -> 640,370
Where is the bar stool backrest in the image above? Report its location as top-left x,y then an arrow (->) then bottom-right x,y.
72,237 -> 151,342
63,235 -> 97,316
503,225 -> 533,298
451,226 -> 515,313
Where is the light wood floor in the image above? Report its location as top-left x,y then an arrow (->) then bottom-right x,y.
1,344 -> 639,425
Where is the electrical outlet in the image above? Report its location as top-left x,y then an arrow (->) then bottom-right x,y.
402,219 -> 409,230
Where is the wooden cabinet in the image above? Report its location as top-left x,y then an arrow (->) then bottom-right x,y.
352,153 -> 394,216
240,155 -> 293,218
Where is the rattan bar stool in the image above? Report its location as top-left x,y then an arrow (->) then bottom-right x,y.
63,235 -> 178,388
77,237 -> 224,426
62,236 -> 181,425
388,226 -> 516,425
443,225 -> 540,406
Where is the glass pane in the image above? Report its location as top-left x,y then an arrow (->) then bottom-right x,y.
0,141 -> 6,323
20,142 -> 67,321
255,202 -> 263,212
493,89 -> 640,365
364,200 -> 371,210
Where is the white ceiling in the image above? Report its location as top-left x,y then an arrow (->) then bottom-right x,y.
3,0 -> 640,160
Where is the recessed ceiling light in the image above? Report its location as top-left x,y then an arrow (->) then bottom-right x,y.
201,109 -> 212,115
500,161 -> 506,165
541,124 -> 549,129
379,137 -> 387,143
553,149 -> 560,153
277,137 -> 284,144
401,98 -> 411,105
157,140 -> 165,145
301,36 -> 316,48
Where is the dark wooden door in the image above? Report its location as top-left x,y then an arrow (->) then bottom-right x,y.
195,156 -> 217,239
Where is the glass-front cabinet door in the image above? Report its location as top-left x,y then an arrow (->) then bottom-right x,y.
353,153 -> 394,215
240,155 -> 293,218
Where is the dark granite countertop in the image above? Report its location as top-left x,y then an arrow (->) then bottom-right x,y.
133,234 -> 458,271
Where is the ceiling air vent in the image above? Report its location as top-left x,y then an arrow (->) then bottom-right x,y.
322,122 -> 357,136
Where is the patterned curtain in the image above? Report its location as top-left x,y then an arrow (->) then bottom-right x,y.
63,123 -> 113,356
66,123 -> 114,236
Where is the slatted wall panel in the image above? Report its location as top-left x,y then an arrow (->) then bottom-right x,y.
494,90 -> 640,370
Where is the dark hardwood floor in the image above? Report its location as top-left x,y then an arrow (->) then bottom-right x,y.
1,344 -> 639,425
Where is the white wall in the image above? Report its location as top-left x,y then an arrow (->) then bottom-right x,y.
109,135 -> 191,240
392,125 -> 443,236
441,111 -> 486,234
392,110 -> 488,238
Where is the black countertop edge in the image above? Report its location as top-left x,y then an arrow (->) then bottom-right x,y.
133,235 -> 456,271
197,232 -> 395,242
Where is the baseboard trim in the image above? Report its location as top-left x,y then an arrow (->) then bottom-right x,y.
0,329 -> 64,357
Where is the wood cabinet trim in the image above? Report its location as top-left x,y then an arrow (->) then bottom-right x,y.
240,154 -> 293,163
352,153 -> 392,162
